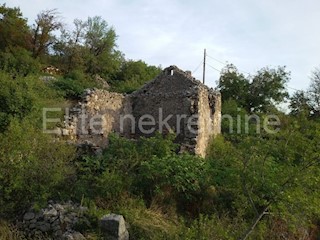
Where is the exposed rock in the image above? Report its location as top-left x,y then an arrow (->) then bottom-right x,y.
63,230 -> 86,240
100,214 -> 129,240
43,207 -> 58,217
39,76 -> 57,82
38,222 -> 50,232
23,212 -> 35,221
95,74 -> 110,90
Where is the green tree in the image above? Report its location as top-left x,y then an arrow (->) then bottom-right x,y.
249,66 -> 289,112
53,19 -> 87,72
53,15 -> 123,81
0,5 -> 38,76
289,90 -> 312,117
218,64 -> 250,108
0,4 -> 31,51
218,64 -> 289,113
83,16 -> 123,79
111,60 -> 162,93
31,9 -> 62,59
308,67 -> 320,117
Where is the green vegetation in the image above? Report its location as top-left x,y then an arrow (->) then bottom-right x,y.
0,3 -> 320,240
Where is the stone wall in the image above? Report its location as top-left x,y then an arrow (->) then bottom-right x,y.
20,201 -> 129,240
61,66 -> 221,157
63,89 -> 132,147
20,201 -> 88,239
195,86 -> 221,156
131,66 -> 221,157
131,66 -> 200,142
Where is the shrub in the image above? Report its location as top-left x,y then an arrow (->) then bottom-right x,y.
137,154 -> 206,211
0,71 -> 65,132
0,47 -> 40,76
72,155 -> 126,202
0,72 -> 34,132
0,119 -> 76,218
51,70 -> 98,99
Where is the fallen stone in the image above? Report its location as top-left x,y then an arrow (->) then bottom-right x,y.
29,223 -> 36,229
23,212 -> 35,221
63,230 -> 86,240
38,222 -> 50,232
100,214 -> 129,240
44,208 -> 58,218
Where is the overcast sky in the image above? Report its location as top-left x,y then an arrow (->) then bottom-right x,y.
5,0 -> 320,91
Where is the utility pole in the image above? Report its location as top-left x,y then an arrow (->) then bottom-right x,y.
203,48 -> 206,84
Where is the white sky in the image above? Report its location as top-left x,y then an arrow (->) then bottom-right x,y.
4,0 -> 320,92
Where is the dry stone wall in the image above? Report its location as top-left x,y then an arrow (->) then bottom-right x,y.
63,89 -> 132,147
19,201 -> 129,240
20,201 -> 88,239
195,86 -> 221,156
131,66 -> 221,156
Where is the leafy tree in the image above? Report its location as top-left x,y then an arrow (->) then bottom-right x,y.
31,9 -> 62,59
0,4 -> 31,51
218,64 -> 250,108
0,5 -> 38,76
0,70 -> 65,132
85,16 -> 115,56
83,16 -> 123,79
111,60 -> 162,93
51,70 -> 98,99
53,19 -> 87,72
218,64 -> 289,113
308,67 -> 320,117
53,15 -> 123,82
249,66 -> 289,112
289,90 -> 312,117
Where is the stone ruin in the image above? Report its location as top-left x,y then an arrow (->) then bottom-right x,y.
59,66 -> 221,157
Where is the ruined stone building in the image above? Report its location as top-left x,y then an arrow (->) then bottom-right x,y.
61,66 -> 221,157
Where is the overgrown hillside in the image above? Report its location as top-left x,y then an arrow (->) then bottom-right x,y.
1,4 -> 320,240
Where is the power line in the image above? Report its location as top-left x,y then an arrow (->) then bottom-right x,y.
192,61 -> 203,74
206,51 -> 250,75
203,49 -> 206,84
206,63 -> 221,73
206,54 -> 227,66
287,86 -> 300,92
204,49 -> 307,93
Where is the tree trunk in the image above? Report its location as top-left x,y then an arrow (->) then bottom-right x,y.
239,205 -> 270,240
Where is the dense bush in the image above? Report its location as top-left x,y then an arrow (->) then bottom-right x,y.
0,71 -> 64,132
111,60 -> 161,93
0,119 -> 75,218
51,70 -> 99,99
0,47 -> 40,77
71,133 -> 179,201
